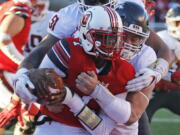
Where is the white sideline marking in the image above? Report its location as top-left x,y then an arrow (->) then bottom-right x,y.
152,118 -> 180,123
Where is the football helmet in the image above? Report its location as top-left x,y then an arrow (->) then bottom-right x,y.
79,6 -> 123,60
166,5 -> 180,41
31,0 -> 50,22
116,2 -> 150,60
77,0 -> 117,10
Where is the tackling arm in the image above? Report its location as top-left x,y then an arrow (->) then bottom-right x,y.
125,81 -> 155,125
19,34 -> 59,69
90,82 -> 155,125
146,29 -> 176,66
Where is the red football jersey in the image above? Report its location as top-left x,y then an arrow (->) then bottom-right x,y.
41,38 -> 136,128
0,1 -> 32,72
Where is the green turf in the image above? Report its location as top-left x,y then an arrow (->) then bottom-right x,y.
151,109 -> 180,135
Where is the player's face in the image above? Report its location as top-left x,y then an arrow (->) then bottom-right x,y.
170,21 -> 180,28
119,31 -> 144,60
124,31 -> 145,47
89,29 -> 123,59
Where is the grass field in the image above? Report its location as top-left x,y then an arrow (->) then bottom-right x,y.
151,109 -> 180,135
4,108 -> 180,135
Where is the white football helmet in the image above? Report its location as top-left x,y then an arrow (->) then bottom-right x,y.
166,6 -> 180,41
79,6 -> 123,60
77,0 -> 117,10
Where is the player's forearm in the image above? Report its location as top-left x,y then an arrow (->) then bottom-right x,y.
19,34 -> 59,69
91,83 -> 155,125
63,87 -> 116,135
91,84 -> 131,124
146,29 -> 176,66
125,82 -> 155,125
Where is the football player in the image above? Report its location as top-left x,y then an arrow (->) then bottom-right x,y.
13,1 -> 157,135
0,0 -> 32,134
17,3 -> 157,135
14,0 -> 172,104
27,6 -> 155,135
0,0 -> 51,135
146,5 -> 180,122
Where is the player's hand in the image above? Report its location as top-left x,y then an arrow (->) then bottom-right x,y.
13,68 -> 37,103
26,68 -> 66,105
126,68 -> 159,92
76,71 -> 99,95
171,70 -> 180,85
0,99 -> 23,128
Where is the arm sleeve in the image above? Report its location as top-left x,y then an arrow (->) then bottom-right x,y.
91,84 -> 131,124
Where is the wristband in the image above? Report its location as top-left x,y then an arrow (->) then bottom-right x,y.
62,87 -> 84,114
77,106 -> 102,130
149,58 -> 169,82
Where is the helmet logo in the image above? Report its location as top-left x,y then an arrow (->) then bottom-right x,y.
81,13 -> 91,26
133,24 -> 140,30
95,41 -> 101,47
129,24 -> 143,33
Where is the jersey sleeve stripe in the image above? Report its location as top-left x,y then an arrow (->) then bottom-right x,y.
60,40 -> 71,58
53,45 -> 68,68
47,48 -> 68,73
53,42 -> 69,66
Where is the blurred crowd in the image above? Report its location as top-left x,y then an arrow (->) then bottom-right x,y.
153,0 -> 180,22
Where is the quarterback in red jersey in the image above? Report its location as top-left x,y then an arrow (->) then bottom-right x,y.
18,6 -> 155,135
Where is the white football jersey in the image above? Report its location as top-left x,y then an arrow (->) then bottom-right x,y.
157,30 -> 180,81
130,45 -> 157,72
47,0 -> 145,39
23,11 -> 55,56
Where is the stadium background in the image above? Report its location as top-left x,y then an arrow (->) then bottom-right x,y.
0,0 -> 180,135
